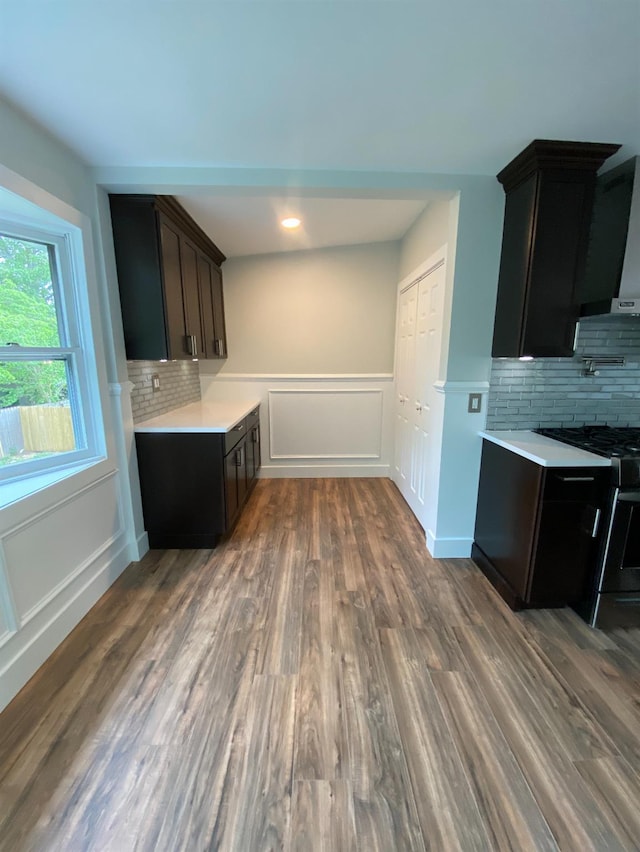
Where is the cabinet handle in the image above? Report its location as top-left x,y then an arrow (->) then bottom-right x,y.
186,334 -> 197,357
235,446 -> 243,467
214,338 -> 221,356
251,428 -> 258,443
591,508 -> 601,538
555,475 -> 595,482
573,322 -> 580,352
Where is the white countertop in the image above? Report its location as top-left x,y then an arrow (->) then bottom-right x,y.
480,430 -> 612,468
134,400 -> 260,433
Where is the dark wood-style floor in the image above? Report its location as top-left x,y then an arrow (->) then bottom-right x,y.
1,479 -> 639,851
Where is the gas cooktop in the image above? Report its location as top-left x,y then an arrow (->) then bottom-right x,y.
535,426 -> 640,459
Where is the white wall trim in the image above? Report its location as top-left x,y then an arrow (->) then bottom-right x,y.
135,531 -> 150,560
108,380 -> 135,397
260,464 -> 390,478
0,542 -> 18,641
397,250 -> 446,296
210,372 -> 394,381
0,468 -> 118,538
433,380 -> 491,394
426,530 -> 473,558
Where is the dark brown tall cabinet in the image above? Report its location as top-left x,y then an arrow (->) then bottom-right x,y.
109,194 -> 227,361
491,140 -> 619,358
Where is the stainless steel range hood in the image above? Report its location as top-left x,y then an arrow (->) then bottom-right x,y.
581,155 -> 640,316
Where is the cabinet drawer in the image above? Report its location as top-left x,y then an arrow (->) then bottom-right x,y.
543,468 -> 607,501
225,419 -> 246,455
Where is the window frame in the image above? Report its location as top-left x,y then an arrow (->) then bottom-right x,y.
0,217 -> 106,483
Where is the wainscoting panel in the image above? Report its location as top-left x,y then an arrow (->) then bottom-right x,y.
268,389 -> 383,459
0,466 -> 131,713
199,374 -> 394,477
3,473 -> 123,624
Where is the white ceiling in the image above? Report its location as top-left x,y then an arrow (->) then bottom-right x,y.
175,194 -> 434,257
1,0 -> 639,256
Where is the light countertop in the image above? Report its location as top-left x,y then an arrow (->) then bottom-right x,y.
134,400 -> 260,433
480,430 -> 612,468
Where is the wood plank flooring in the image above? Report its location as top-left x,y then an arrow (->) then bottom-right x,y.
1,478 -> 639,851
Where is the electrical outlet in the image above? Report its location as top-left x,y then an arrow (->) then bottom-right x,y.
468,393 -> 482,413
151,373 -> 161,392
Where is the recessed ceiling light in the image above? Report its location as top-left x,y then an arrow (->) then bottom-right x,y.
281,217 -> 301,229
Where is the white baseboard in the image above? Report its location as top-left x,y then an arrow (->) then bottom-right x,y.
135,531 -> 150,561
0,541 -> 131,713
426,530 -> 473,558
260,464 -> 390,479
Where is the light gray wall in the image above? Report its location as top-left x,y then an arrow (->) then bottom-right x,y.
205,241 -> 400,375
398,199 -> 451,282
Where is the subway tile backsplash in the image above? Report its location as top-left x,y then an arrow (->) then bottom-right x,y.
127,360 -> 201,423
486,316 -> 640,430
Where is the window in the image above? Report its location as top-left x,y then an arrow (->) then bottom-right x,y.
0,219 -> 104,482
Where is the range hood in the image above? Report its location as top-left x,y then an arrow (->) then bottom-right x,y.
581,155 -> 640,316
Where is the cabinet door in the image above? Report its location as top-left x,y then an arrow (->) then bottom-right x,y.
236,438 -> 248,506
530,468 -> 607,605
196,251 -> 227,359
246,424 -> 261,488
529,499 -> 600,605
197,252 -> 216,359
211,263 -> 228,358
180,237 -> 205,358
225,447 -> 239,529
522,176 -> 587,356
158,216 -> 189,359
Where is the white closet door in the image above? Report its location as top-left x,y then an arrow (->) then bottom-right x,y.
393,284 -> 417,491
393,254 -> 446,528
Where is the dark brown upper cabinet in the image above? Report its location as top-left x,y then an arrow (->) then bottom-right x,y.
491,140 -> 620,358
109,194 -> 227,361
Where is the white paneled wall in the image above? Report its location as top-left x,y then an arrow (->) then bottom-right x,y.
3,475 -> 122,624
0,467 -> 133,711
201,375 -> 394,477
268,389 -> 383,459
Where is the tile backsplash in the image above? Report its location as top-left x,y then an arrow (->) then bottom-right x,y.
486,316 -> 640,430
127,361 -> 201,423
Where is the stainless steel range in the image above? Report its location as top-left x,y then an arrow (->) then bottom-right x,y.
536,426 -> 640,628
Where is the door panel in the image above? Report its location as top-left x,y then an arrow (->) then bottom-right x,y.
211,264 -> 227,357
197,252 -> 216,358
180,238 -> 204,358
393,257 -> 446,530
158,217 -> 188,358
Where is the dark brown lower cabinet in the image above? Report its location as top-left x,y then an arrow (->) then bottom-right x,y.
135,409 -> 261,548
472,440 -> 608,610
